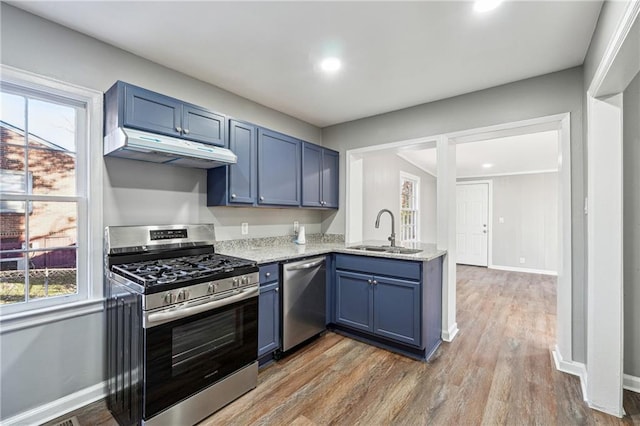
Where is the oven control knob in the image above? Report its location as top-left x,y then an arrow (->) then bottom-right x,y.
232,278 -> 239,288
207,283 -> 217,294
177,290 -> 188,302
164,293 -> 174,304
241,276 -> 248,285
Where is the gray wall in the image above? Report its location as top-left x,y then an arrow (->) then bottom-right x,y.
459,173 -> 558,272
623,71 -> 640,377
361,152 -> 437,243
0,4 -> 323,420
322,67 -> 586,361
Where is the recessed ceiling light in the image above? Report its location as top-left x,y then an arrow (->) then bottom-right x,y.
320,57 -> 342,73
474,0 -> 503,13
482,163 -> 494,168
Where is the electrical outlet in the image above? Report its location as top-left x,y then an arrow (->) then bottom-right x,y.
241,223 -> 249,235
499,217 -> 505,224
293,221 -> 299,233
519,257 -> 525,264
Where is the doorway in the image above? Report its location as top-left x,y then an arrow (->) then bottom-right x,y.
345,112 -> 571,346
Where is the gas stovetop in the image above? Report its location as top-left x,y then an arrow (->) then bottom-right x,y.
111,253 -> 257,288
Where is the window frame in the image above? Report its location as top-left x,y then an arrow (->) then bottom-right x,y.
399,171 -> 420,243
0,65 -> 103,327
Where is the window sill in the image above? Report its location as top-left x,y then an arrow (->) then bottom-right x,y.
0,298 -> 104,334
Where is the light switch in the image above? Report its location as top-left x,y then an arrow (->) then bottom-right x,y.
499,217 -> 505,224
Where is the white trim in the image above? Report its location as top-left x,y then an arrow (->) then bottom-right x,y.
348,135 -> 438,155
442,322 -> 459,342
457,168 -> 558,179
586,93 -> 625,418
624,374 -> 640,394
552,345 -> 587,401
447,113 -> 567,142
456,180 -> 493,268
0,299 -> 104,334
588,1 -> 640,97
489,265 -> 557,276
396,152 -> 437,177
582,1 -> 639,416
436,136 -> 458,344
1,381 -> 106,426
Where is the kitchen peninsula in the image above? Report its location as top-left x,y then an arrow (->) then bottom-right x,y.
216,235 -> 446,362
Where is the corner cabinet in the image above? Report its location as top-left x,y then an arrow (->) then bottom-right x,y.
107,81 -> 225,146
302,143 -> 339,208
332,253 -> 442,360
207,122 -> 338,209
258,263 -> 280,358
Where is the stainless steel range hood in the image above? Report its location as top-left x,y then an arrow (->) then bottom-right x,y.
104,127 -> 237,169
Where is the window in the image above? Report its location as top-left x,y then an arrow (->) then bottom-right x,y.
0,66 -> 102,318
400,172 -> 420,243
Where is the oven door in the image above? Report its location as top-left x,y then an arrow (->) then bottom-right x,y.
143,287 -> 258,420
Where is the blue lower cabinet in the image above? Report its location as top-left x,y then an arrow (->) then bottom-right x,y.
373,277 -> 421,346
258,281 -> 280,357
335,269 -> 422,348
335,270 -> 374,332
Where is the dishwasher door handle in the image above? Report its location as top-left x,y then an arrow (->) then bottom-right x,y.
285,259 -> 325,271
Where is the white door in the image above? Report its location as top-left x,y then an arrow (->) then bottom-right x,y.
456,183 -> 489,266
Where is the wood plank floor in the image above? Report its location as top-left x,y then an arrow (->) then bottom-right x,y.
47,265 -> 640,425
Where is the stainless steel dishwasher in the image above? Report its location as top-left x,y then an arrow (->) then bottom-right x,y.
282,256 -> 326,352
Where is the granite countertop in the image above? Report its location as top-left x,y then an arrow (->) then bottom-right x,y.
215,235 -> 446,265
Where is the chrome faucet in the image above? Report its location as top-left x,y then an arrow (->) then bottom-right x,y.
375,209 -> 396,247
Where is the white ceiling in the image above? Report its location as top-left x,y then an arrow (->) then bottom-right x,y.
397,130 -> 559,177
9,1 -> 602,127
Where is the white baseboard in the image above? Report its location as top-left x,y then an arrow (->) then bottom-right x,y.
2,381 -> 106,426
552,345 -> 587,401
489,264 -> 558,276
624,374 -> 640,393
442,322 -> 459,342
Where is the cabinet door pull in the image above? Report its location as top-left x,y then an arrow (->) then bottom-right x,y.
368,279 -> 373,285
176,126 -> 182,133
265,272 -> 271,278
372,280 -> 378,285
259,196 -> 265,201
183,128 -> 190,134
231,194 -> 237,199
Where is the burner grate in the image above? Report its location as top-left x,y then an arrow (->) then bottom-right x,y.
111,253 -> 256,287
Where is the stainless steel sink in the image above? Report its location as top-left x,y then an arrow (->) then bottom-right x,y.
348,245 -> 422,255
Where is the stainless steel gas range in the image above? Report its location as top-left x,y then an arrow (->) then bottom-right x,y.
104,224 -> 259,426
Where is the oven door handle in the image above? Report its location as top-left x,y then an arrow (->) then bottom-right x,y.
144,285 -> 259,328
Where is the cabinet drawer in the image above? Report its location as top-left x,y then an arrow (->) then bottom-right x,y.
335,254 -> 420,281
259,263 -> 279,285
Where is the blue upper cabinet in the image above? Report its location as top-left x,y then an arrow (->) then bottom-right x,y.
302,143 -> 322,207
321,149 -> 339,208
123,84 -> 182,138
181,105 -> 225,146
109,81 -> 225,147
207,121 -> 338,209
257,129 -> 301,206
228,120 -> 257,204
301,142 -> 339,209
